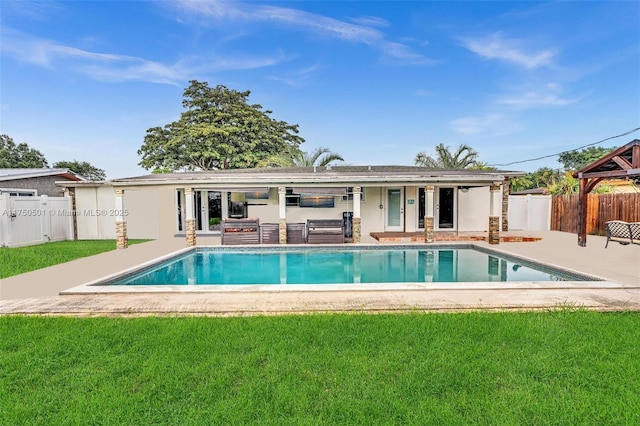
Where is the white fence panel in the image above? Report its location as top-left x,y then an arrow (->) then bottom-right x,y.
0,194 -> 74,247
48,197 -> 74,241
508,195 -> 551,231
8,197 -> 44,247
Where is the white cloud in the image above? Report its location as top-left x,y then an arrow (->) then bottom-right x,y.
1,0 -> 63,21
1,27 -> 289,85
350,16 -> 390,28
461,32 -> 556,69
267,64 -> 322,87
450,114 -> 520,136
499,92 -> 577,108
173,0 -> 433,64
498,83 -> 580,109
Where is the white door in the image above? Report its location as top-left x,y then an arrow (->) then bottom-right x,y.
385,188 -> 404,231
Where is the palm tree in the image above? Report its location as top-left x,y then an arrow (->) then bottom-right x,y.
414,144 -> 479,169
258,147 -> 344,168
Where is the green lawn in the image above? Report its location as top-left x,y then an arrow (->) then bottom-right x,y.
0,239 -> 149,279
1,311 -> 638,425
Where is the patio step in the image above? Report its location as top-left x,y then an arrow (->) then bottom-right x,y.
369,232 -> 542,243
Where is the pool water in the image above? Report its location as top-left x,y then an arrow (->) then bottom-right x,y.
109,247 -> 591,286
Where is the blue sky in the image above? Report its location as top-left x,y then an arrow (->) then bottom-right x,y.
1,1 -> 639,179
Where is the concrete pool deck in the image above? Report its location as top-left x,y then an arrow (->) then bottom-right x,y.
1,231 -> 639,315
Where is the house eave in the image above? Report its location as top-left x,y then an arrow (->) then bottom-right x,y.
0,168 -> 86,182
105,175 -> 508,187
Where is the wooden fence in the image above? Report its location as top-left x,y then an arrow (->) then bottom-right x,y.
551,193 -> 640,235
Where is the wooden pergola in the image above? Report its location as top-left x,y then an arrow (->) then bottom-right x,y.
573,139 -> 640,246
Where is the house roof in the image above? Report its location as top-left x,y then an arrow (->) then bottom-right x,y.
0,168 -> 85,182
58,165 -> 524,188
573,139 -> 640,179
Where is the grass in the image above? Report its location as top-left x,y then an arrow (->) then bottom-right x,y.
0,239 -> 150,278
1,311 -> 639,425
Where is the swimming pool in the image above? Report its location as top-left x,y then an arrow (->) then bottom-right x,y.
94,245 -> 599,287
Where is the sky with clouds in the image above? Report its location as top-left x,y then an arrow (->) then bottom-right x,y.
1,0 -> 639,178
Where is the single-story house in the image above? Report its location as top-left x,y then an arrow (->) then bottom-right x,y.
0,168 -> 85,197
57,166 -> 524,247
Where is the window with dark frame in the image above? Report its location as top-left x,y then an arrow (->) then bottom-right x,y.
342,187 -> 365,202
285,188 -> 299,206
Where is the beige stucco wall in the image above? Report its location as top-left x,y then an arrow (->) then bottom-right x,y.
124,186 -> 182,239
245,189 -> 279,223
73,185 -> 171,240
405,186 -> 418,232
123,188 -> 161,239
360,187 -> 384,235
457,186 -> 491,232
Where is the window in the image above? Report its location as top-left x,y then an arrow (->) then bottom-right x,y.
285,188 -> 300,206
1,189 -> 37,197
342,187 -> 365,202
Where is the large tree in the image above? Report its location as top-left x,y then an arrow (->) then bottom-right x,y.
258,147 -> 344,168
558,146 -> 615,171
53,160 -> 106,181
0,134 -> 48,168
138,81 -> 305,172
414,144 -> 479,169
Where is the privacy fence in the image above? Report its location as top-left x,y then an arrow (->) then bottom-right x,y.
551,193 -> 640,236
0,194 -> 74,248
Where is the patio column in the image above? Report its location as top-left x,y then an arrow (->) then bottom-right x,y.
424,186 -> 435,243
489,184 -> 500,245
501,178 -> 510,231
352,186 -> 362,243
115,188 -> 128,249
185,187 -> 196,247
278,186 -> 287,244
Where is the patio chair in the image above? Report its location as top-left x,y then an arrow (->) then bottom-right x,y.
604,220 -> 638,248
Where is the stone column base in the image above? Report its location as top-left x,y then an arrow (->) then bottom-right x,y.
186,218 -> 197,247
352,217 -> 361,243
116,221 -> 128,249
424,216 -> 434,243
279,219 -> 287,244
489,216 -> 500,245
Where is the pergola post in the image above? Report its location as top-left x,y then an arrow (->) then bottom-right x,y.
577,178 -> 588,247
577,177 -> 604,247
